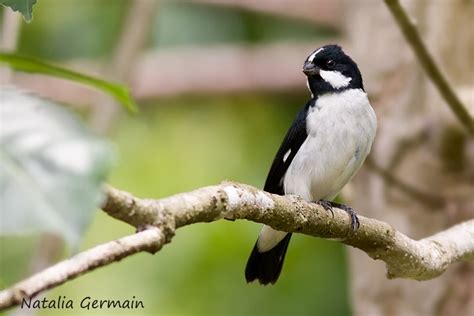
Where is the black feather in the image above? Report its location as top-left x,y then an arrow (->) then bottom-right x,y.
263,100 -> 312,195
245,233 -> 292,285
245,100 -> 312,285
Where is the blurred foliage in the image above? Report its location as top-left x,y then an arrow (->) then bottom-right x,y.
16,0 -> 129,60
0,88 -> 113,246
0,0 -> 37,22
16,0 -> 337,60
1,1 -> 350,315
0,54 -> 137,111
153,2 -> 337,47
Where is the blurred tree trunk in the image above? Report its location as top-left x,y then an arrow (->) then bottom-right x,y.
343,0 -> 474,315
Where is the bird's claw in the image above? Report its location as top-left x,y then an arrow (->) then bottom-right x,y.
331,202 -> 360,231
314,200 -> 360,231
315,199 -> 335,218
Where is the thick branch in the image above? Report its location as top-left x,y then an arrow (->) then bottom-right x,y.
1,182 -> 473,310
384,0 -> 474,134
101,182 -> 474,280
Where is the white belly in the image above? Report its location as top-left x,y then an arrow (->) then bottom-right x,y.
284,89 -> 377,201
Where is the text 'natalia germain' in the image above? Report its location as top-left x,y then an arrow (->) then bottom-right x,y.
21,296 -> 145,310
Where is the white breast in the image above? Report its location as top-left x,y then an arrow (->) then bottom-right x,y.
283,88 -> 377,201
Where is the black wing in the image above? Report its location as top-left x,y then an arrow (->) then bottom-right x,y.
263,101 -> 311,195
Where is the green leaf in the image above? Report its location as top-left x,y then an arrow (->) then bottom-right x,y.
0,88 -> 114,246
0,53 -> 138,113
0,0 -> 37,22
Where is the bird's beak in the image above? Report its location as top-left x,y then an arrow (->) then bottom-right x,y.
303,62 -> 319,76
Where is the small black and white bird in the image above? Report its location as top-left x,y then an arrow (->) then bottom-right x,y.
245,44 -> 377,285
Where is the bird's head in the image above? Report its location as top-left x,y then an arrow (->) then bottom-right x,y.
303,45 -> 364,97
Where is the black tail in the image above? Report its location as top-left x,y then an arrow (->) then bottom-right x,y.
245,233 -> 292,285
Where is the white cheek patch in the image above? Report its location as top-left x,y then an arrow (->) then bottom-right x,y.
307,47 -> 324,62
319,70 -> 352,89
283,149 -> 291,162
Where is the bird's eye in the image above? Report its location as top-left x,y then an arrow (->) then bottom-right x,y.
326,60 -> 336,68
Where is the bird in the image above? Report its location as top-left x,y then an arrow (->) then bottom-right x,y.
245,44 -> 377,285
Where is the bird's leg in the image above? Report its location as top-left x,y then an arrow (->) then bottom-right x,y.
329,202 -> 360,231
314,199 -> 335,218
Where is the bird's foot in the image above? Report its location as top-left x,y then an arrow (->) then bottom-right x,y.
314,200 -> 360,231
315,199 -> 334,218
330,202 -> 360,231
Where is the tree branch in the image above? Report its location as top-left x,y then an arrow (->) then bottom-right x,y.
384,0 -> 474,134
1,182 -> 473,310
365,157 -> 445,209
0,228 -> 166,310
89,0 -> 159,133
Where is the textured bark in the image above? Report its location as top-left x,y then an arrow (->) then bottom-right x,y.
1,183 -> 472,310
344,0 -> 474,315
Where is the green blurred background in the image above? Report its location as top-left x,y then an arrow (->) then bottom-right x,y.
1,0 -> 351,315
